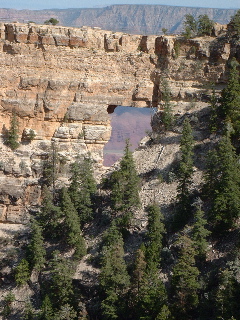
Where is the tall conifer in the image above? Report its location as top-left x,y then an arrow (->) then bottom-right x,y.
110,139 -> 140,227
99,223 -> 130,319
171,235 -> 200,318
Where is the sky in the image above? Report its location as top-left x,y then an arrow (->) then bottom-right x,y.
0,0 -> 238,10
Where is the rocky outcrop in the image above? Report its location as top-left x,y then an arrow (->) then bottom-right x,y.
0,22 -> 239,224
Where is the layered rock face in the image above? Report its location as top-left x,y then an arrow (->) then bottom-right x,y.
0,22 -> 238,224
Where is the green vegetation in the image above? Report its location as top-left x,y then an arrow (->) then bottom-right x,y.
160,78 -> 174,130
109,139 -> 140,227
205,132 -> 240,232
14,258 -> 30,286
99,223 -> 130,319
44,18 -> 59,25
175,118 -> 194,228
220,60 -> 240,137
4,60 -> 240,320
228,9 -> 240,34
68,157 -> 97,226
183,14 -> 214,38
5,111 -> 19,150
162,28 -> 168,35
171,235 -> 200,318
27,219 -> 46,271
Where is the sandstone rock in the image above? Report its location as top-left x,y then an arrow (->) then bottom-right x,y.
0,22 -> 237,225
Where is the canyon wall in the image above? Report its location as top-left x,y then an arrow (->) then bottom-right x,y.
0,22 -> 239,224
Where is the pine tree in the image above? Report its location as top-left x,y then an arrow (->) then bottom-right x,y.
110,139 -> 140,227
27,219 -> 46,271
15,258 -> 30,286
48,251 -> 74,308
54,304 -> 77,320
192,205 -> 211,259
42,142 -> 59,191
6,110 -> 19,150
40,295 -> 54,320
145,204 -> 165,268
220,61 -> 240,137
228,9 -> 240,34
183,14 -> 197,38
2,292 -> 15,318
130,247 -> 169,320
60,187 -> 86,259
209,88 -> 219,133
38,185 -> 62,239
161,78 -> 174,131
22,300 -> 34,320
206,133 -> 240,232
214,267 -> 240,320
99,224 -> 130,319
197,14 -> 214,36
171,235 -> 200,318
175,118 -> 194,228
68,157 -> 97,226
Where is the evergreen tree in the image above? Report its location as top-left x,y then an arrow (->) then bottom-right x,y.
145,204 -> 165,268
48,251 -> 74,308
175,118 -> 194,228
60,187 -> 86,259
228,9 -> 240,34
183,14 -> 197,38
40,295 -> 54,320
27,219 -> 46,271
68,157 -> 97,226
2,292 -> 15,318
214,267 -> 240,320
130,247 -> 169,320
43,142 -> 59,191
171,235 -> 200,319
161,79 -> 174,131
191,205 -> 211,259
197,14 -> 214,36
220,61 -> 240,137
54,304 -> 77,320
6,110 -> 19,150
22,300 -> 34,320
110,139 -> 140,227
15,258 -> 30,286
99,224 -> 130,319
209,88 -> 219,133
38,185 -> 62,239
205,133 -> 240,231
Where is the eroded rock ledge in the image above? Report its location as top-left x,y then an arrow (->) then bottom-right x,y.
0,22 -> 239,223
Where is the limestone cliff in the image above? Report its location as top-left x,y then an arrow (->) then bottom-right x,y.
0,22 -> 239,224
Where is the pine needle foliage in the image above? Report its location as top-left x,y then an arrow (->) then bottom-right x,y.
100,223 -> 130,319
48,251 -> 74,308
174,118 -> 194,229
60,187 -> 86,259
68,157 -> 97,226
191,205 -> 211,259
6,111 -> 19,150
145,204 -> 165,268
220,60 -> 240,138
205,132 -> 240,232
110,139 -> 140,227
27,219 -> 46,271
14,258 -> 30,286
38,185 -> 62,239
171,235 -> 200,318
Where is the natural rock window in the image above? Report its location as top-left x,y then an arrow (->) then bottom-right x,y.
104,106 -> 155,167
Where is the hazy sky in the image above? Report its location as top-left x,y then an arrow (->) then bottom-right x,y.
0,0 -> 239,10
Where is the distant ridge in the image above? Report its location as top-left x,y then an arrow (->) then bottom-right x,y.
0,4 -> 237,34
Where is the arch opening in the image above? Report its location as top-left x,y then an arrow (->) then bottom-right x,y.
103,105 -> 156,167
